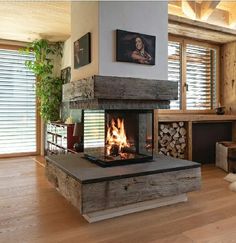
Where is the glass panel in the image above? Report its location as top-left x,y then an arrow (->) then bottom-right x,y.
84,110 -> 153,166
83,110 -> 105,148
186,44 -> 216,110
168,41 -> 181,110
0,48 -> 36,154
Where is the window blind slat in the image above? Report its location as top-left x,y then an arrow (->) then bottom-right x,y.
186,44 -> 216,110
0,48 -> 36,155
84,110 -> 105,148
168,40 -> 217,111
168,41 -> 181,110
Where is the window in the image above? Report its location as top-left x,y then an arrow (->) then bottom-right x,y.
168,37 -> 219,111
83,110 -> 105,148
0,47 -> 36,155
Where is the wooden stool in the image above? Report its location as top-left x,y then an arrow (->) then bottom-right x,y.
228,150 -> 236,173
216,141 -> 236,172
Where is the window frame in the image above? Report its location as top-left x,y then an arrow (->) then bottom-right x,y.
0,43 -> 41,158
161,35 -> 220,114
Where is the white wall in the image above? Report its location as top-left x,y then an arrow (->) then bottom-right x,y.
98,1 -> 168,80
61,37 -> 71,69
71,2 -> 99,81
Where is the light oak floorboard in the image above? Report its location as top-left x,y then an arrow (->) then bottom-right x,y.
0,157 -> 236,243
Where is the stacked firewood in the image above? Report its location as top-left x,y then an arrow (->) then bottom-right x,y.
158,122 -> 187,159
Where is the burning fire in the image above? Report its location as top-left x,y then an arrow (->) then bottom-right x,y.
106,118 -> 130,157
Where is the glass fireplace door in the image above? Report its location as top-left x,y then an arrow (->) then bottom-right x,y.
83,110 -> 153,167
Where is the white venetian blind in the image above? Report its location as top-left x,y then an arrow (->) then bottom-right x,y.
186,44 -> 216,110
83,110 -> 105,148
168,41 -> 181,110
0,48 -> 36,155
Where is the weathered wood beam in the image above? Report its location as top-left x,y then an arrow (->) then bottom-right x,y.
182,0 -> 197,19
200,1 -> 221,21
228,12 -> 236,28
168,14 -> 236,44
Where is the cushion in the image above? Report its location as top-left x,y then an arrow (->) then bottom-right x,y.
224,173 -> 236,183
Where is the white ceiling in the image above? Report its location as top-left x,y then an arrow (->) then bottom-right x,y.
0,1 -> 71,43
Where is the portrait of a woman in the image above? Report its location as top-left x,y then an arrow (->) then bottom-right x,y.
131,36 -> 153,64
116,29 -> 156,66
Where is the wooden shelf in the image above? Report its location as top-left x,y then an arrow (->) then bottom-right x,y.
155,113 -> 236,161
46,122 -> 82,155
158,114 -> 236,122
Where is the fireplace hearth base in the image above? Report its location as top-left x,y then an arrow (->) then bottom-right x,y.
83,194 -> 187,223
84,153 -> 153,167
45,154 -> 201,223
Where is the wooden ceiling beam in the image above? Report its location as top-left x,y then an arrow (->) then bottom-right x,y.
228,12 -> 236,28
182,0 -> 198,19
168,14 -> 236,44
200,1 -> 221,21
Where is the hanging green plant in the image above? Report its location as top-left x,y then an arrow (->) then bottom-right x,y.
20,39 -> 63,122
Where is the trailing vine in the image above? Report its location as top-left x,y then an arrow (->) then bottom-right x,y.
21,39 -> 63,121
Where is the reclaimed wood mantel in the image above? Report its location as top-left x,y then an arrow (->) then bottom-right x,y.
45,154 -> 201,223
62,75 -> 178,110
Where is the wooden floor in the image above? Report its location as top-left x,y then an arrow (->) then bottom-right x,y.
1,157 -> 236,243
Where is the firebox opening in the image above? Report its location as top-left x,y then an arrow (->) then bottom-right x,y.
83,110 -> 154,167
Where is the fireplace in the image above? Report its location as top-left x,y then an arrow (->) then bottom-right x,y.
83,109 -> 153,167
63,75 -> 178,166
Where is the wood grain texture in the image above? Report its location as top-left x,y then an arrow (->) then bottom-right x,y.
45,158 -> 200,216
45,161 -> 82,212
69,99 -> 170,110
0,2 -> 70,42
63,75 -> 178,102
94,75 -> 178,101
82,167 -> 200,214
221,41 -> 236,114
169,15 -> 236,44
158,113 -> 236,122
0,157 -> 236,242
83,194 -> 187,223
63,76 -> 94,102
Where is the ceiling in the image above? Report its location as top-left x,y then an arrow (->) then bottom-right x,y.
0,1 -> 71,43
1,1 -> 236,44
169,0 -> 236,30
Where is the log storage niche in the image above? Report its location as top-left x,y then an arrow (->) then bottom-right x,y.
158,121 -> 187,159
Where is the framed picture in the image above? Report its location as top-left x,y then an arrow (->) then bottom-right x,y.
61,67 -> 71,84
74,32 -> 91,69
116,29 -> 156,65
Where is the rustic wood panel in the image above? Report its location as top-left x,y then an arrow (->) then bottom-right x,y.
69,99 -> 170,110
83,194 -> 187,223
63,76 -> 94,102
169,14 -> 236,44
45,161 -> 82,212
63,75 -> 178,102
158,114 -> 236,122
94,75 -> 178,101
221,41 -> 236,114
81,168 -> 201,214
0,2 -> 70,42
45,156 -> 200,219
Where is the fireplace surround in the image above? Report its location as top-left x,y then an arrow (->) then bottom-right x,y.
63,75 -> 178,157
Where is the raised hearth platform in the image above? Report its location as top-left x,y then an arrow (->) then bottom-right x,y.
45,154 -> 201,222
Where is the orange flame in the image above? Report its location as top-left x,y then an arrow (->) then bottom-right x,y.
106,118 -> 130,156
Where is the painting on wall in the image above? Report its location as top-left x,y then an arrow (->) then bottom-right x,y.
116,29 -> 156,65
61,67 -> 71,84
74,32 -> 91,69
